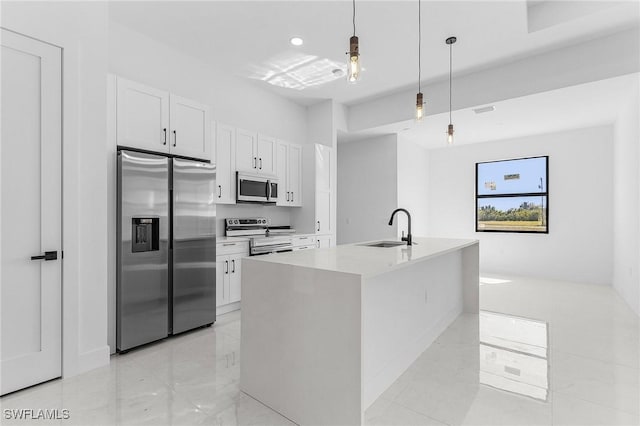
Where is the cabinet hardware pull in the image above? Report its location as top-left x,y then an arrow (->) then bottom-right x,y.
31,251 -> 57,261
317,221 -> 320,232
232,259 -> 235,273
286,192 -> 289,202
163,128 -> 167,145
173,130 -> 177,147
259,158 -> 262,169
223,243 -> 235,246
218,185 -> 222,198
225,260 -> 229,274
253,157 -> 257,168
291,192 -> 294,203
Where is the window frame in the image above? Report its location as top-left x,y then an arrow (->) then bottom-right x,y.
475,155 -> 549,234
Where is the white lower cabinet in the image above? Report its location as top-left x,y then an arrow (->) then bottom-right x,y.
292,235 -> 316,251
316,235 -> 332,248
216,241 -> 248,313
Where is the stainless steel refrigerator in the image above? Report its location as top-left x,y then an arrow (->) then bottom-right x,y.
117,150 -> 216,352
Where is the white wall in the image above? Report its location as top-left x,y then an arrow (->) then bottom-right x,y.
397,137 -> 430,238
2,2 -> 110,376
613,78 -> 640,316
337,135 -> 398,244
107,22 -> 309,351
427,126 -> 613,285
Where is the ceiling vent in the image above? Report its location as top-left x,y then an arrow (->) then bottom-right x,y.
473,105 -> 495,114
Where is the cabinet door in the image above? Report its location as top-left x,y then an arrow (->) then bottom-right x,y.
316,190 -> 331,234
316,235 -> 332,248
216,123 -> 236,204
315,143 -> 332,192
288,144 -> 302,207
275,141 -> 289,206
216,256 -> 229,307
257,134 -> 276,175
116,77 -> 169,153
169,94 -> 211,160
235,128 -> 257,172
229,255 -> 242,303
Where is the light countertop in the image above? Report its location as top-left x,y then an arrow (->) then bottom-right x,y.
245,237 -> 478,277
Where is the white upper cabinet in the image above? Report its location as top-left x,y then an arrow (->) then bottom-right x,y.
276,141 -> 289,206
257,135 -> 276,175
235,128 -> 257,172
215,123 -> 236,204
288,144 -> 302,207
235,130 -> 276,176
169,94 -> 211,160
115,77 -> 211,161
116,78 -> 170,153
276,141 -> 303,207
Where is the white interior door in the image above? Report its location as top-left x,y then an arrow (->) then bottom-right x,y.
1,29 -> 62,396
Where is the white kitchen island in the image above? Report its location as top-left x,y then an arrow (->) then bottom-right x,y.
240,237 -> 479,425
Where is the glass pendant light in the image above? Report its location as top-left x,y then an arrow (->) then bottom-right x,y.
347,0 -> 360,83
446,36 -> 457,144
415,0 -> 424,121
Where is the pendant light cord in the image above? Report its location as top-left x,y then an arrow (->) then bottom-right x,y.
449,42 -> 452,124
418,0 -> 421,93
353,0 -> 356,37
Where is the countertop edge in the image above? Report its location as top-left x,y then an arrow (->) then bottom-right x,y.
244,238 -> 478,278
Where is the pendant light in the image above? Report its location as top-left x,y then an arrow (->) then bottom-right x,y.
446,36 -> 457,144
415,0 -> 424,121
347,0 -> 360,83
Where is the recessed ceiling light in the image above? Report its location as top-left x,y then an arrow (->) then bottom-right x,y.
473,105 -> 496,114
290,37 -> 304,46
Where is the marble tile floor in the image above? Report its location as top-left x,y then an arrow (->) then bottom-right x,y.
1,275 -> 638,425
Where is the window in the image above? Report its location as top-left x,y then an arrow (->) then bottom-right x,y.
476,156 -> 548,233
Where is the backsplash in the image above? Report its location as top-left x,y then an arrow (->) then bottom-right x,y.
216,204 -> 292,236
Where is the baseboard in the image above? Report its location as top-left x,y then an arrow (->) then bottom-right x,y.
74,345 -> 110,376
217,302 -> 240,316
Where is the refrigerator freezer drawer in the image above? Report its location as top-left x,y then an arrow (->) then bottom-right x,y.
172,237 -> 216,334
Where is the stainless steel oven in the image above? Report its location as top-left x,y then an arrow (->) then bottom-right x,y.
236,172 -> 278,204
250,235 -> 294,256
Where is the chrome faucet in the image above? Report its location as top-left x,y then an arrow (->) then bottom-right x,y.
388,208 -> 412,246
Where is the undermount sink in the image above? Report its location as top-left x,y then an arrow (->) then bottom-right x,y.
359,241 -> 407,248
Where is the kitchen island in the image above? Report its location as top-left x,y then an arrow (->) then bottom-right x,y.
240,237 -> 479,425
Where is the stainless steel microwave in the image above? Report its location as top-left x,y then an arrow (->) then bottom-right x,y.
236,172 -> 278,204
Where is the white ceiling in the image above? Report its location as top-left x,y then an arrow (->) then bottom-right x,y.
398,73 -> 638,149
109,0 -> 640,106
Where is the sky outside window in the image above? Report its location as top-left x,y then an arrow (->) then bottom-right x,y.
477,157 -> 547,196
